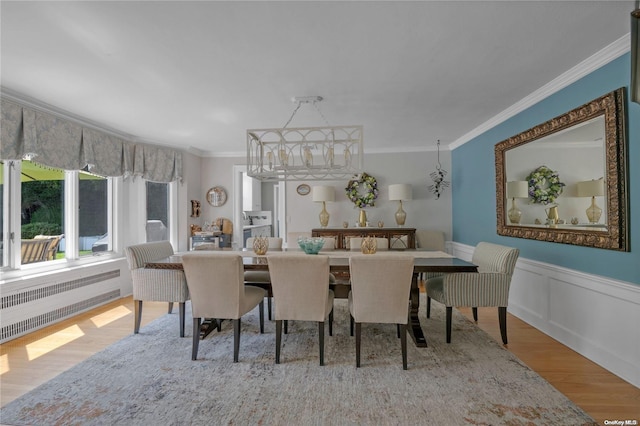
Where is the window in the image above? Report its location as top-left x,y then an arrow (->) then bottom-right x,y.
0,160 -> 114,270
146,181 -> 169,242
79,170 -> 109,255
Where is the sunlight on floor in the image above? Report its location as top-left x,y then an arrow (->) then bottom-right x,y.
25,325 -> 85,361
0,353 -> 9,375
90,305 -> 132,328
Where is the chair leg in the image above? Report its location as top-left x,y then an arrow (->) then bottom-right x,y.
191,318 -> 201,360
472,307 -> 478,322
275,320 -> 282,364
179,302 -> 185,337
350,315 -> 354,337
446,306 -> 453,343
233,318 -> 241,363
329,308 -> 334,337
284,320 -> 288,334
426,296 -> 431,318
318,321 -> 325,366
400,323 -> 407,370
259,300 -> 265,334
168,302 -> 173,314
355,322 -> 362,367
498,306 -> 508,344
267,297 -> 272,321
134,300 -> 143,334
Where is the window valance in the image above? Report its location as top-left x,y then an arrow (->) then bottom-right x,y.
0,99 -> 182,183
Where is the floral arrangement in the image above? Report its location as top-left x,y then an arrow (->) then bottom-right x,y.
345,172 -> 378,208
526,165 -> 565,205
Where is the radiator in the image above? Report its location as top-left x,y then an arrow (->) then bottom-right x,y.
1,269 -> 122,342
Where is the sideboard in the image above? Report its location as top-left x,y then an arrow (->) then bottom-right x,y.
311,227 -> 416,250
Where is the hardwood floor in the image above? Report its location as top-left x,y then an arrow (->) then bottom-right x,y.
1,296 -> 639,424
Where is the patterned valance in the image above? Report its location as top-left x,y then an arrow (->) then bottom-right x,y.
0,99 -> 182,182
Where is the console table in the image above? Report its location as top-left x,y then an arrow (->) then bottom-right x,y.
312,227 -> 416,250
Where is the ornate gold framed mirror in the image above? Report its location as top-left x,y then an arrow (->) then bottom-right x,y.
495,87 -> 629,251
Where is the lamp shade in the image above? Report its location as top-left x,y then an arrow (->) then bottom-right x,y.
388,184 -> 412,201
312,185 -> 335,202
577,179 -> 604,197
506,181 -> 529,198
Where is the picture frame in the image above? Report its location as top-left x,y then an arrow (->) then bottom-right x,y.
296,184 -> 311,196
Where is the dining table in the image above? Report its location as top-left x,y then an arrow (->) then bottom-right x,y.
145,249 -> 478,348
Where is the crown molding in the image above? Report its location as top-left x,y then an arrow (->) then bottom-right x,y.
448,34 -> 630,151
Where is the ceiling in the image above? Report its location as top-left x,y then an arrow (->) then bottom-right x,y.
0,1 -> 633,156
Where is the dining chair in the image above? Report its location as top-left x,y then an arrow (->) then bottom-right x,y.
349,254 -> 414,369
425,242 -> 519,344
415,229 -> 447,281
348,237 -> 389,251
125,241 -> 190,337
182,253 -> 266,362
244,237 -> 283,320
267,254 -> 334,365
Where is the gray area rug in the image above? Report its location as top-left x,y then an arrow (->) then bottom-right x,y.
1,296 -> 595,425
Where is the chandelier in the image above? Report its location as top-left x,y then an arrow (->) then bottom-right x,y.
246,96 -> 363,181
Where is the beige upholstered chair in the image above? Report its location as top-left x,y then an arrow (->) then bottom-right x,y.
349,254 -> 414,370
182,253 -> 266,362
267,254 -> 334,365
125,241 -> 190,337
415,229 -> 447,280
348,237 -> 389,251
244,237 -> 283,320
426,242 -> 519,344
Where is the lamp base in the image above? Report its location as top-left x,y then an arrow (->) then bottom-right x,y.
586,196 -> 602,224
319,202 -> 330,228
395,201 -> 406,227
508,198 -> 522,224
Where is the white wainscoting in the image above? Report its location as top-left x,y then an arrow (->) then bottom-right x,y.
451,242 -> 640,388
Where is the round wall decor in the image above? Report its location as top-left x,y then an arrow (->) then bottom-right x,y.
296,184 -> 311,196
206,186 -> 227,206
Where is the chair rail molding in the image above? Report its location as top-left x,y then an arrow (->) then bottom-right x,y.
450,242 -> 640,388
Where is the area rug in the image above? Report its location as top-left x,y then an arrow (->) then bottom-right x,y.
1,296 -> 595,426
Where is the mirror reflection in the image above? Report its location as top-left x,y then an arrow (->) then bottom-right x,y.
504,116 -> 607,231
495,87 -> 629,251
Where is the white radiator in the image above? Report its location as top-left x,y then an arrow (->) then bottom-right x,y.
1,266 -> 125,343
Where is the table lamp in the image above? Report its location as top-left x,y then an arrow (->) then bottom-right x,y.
312,185 -> 335,227
577,178 -> 605,223
388,184 -> 412,226
506,181 -> 529,224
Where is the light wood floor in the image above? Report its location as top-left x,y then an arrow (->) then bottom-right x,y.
1,296 -> 639,424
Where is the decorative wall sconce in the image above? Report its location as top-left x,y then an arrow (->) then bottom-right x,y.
388,184 -> 412,226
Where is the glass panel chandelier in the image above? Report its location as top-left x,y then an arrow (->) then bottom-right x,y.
246,96 -> 363,181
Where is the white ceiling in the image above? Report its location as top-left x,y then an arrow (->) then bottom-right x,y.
0,1 -> 633,156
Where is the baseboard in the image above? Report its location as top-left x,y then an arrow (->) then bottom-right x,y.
451,241 -> 640,388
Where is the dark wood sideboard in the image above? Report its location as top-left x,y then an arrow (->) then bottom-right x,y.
311,227 -> 416,250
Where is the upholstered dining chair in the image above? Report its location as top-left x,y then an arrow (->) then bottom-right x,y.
244,237 -> 283,320
125,241 -> 190,337
267,254 -> 334,366
415,229 -> 447,281
425,242 -> 519,344
349,254 -> 414,370
348,237 -> 389,251
181,253 -> 266,362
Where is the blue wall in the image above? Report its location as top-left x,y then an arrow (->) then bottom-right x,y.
452,54 -> 639,285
